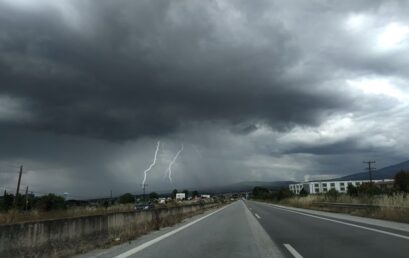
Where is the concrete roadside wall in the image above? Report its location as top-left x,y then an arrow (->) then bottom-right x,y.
0,203 -> 219,258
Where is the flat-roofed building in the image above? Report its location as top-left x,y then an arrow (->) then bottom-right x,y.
289,179 -> 394,194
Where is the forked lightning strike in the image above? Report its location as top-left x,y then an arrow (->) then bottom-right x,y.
142,141 -> 161,186
168,144 -> 184,186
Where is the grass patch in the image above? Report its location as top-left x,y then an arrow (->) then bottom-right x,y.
260,193 -> 409,223
0,199 -> 213,225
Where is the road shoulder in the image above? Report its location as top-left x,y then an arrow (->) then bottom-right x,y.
254,201 -> 409,233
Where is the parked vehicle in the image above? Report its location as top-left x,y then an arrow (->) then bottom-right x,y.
134,202 -> 154,212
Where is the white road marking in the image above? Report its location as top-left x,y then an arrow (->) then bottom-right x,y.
254,213 -> 261,219
283,244 -> 303,258
114,203 -> 233,258
269,204 -> 409,240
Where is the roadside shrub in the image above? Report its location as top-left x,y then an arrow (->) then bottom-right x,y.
276,187 -> 294,201
0,191 -> 14,211
119,193 -> 135,204
182,189 -> 189,198
299,188 -> 308,197
149,192 -> 159,200
325,189 -> 339,200
358,183 -> 382,196
394,170 -> 409,193
252,187 -> 270,200
347,184 -> 358,196
192,190 -> 200,198
171,189 -> 178,199
34,194 -> 66,211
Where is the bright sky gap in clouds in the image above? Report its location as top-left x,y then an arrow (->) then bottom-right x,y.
0,0 -> 409,198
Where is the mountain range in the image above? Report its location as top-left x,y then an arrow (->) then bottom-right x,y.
334,159 -> 409,181
212,159 -> 409,192
198,180 -> 295,193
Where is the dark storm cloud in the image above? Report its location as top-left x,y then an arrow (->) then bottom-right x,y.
284,138 -> 376,155
1,0 -> 409,196
0,0 -> 353,140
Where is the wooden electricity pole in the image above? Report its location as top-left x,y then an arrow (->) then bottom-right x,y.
142,183 -> 148,202
13,165 -> 23,208
24,186 -> 29,211
363,161 -> 376,184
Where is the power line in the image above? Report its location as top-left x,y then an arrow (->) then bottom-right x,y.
363,160 -> 376,183
142,183 -> 148,202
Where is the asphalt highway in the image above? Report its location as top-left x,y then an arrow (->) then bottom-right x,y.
76,200 -> 409,258
246,200 -> 409,258
77,201 -> 283,258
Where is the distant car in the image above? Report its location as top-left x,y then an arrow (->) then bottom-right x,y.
134,202 -> 154,212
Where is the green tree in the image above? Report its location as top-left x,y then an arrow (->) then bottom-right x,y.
149,192 -> 159,200
182,189 -> 189,198
0,190 -> 14,211
103,200 -> 109,209
119,193 -> 134,204
252,187 -> 270,199
34,194 -> 66,211
191,190 -> 199,198
299,188 -> 308,197
171,189 -> 178,199
394,170 -> 409,192
325,189 -> 339,200
347,184 -> 358,196
358,183 -> 381,196
276,188 -> 293,201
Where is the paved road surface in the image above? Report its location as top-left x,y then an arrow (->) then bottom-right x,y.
77,201 -> 283,258
77,200 -> 409,258
246,200 -> 409,258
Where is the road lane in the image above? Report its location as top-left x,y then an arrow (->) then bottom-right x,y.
77,201 -> 283,258
114,205 -> 232,258
125,201 -> 283,258
246,200 -> 409,258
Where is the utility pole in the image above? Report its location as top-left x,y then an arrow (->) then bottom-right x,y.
363,161 -> 376,184
110,189 -> 113,205
142,183 -> 148,202
13,165 -> 23,208
24,186 -> 29,211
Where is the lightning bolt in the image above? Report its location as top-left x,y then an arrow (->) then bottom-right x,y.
168,143 -> 184,186
142,141 -> 161,186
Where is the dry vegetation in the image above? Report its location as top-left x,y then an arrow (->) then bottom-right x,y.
0,199 -> 213,225
278,193 -> 409,223
1,201 -> 223,258
0,203 -> 135,224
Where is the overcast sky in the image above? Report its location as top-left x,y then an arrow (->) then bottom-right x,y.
1,0 -> 409,198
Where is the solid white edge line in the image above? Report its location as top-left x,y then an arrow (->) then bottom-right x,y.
283,244 -> 303,258
268,204 -> 409,241
254,213 -> 261,219
114,203 -> 233,258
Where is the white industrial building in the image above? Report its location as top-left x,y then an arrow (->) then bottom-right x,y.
175,193 -> 186,200
289,179 -> 394,195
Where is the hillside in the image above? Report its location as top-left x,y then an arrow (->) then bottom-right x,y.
198,180 -> 295,193
335,159 -> 409,181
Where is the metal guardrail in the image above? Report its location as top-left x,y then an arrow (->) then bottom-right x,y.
312,202 -> 380,209
311,202 -> 409,211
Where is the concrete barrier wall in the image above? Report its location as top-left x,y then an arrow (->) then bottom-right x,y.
0,203 -> 219,258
